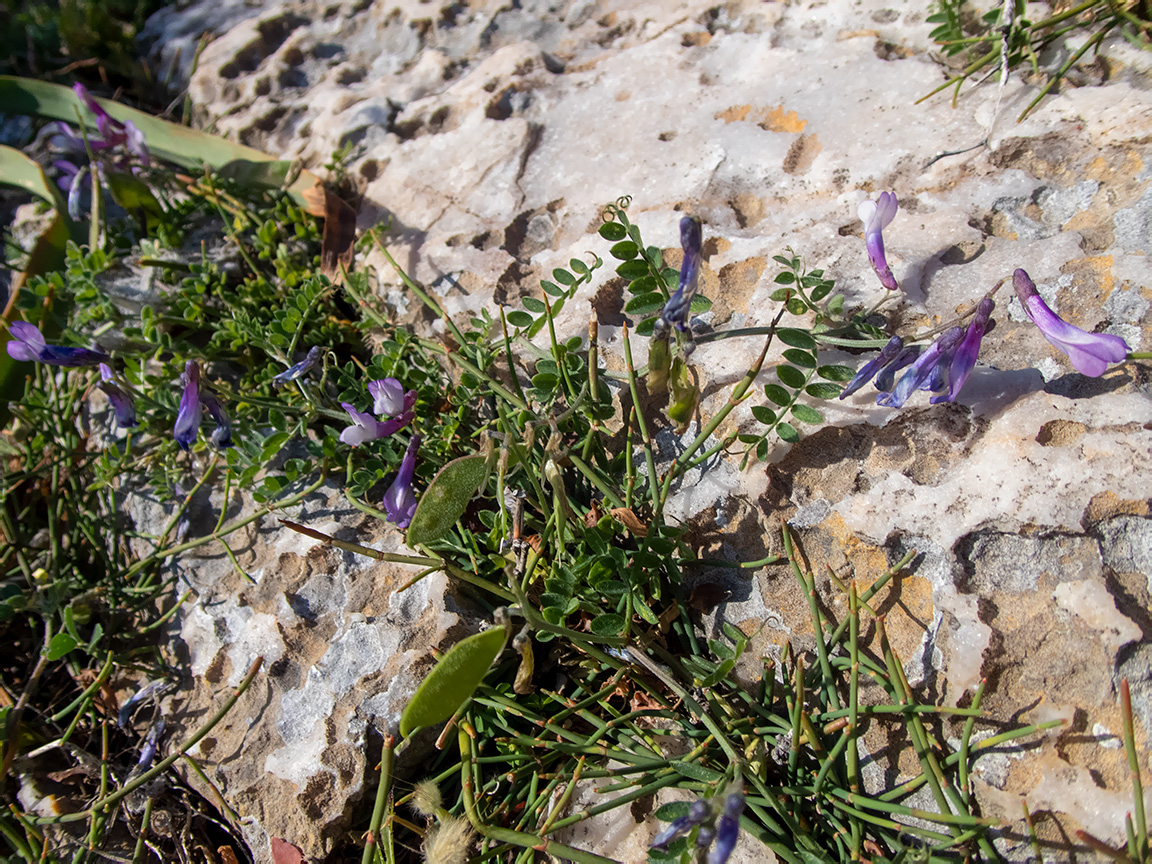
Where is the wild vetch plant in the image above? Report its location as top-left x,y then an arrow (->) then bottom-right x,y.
0,79 -> 1147,864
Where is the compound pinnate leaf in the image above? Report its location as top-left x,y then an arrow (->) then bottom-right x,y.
399,625 -> 507,736
406,455 -> 487,546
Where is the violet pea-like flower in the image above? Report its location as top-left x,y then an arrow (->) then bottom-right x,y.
339,401 -> 414,446
6,321 -> 110,367
876,327 -> 965,408
659,216 -> 703,333
368,377 -> 413,417
651,800 -> 710,850
200,392 -> 234,449
931,296 -> 994,404
707,785 -> 745,864
839,335 -> 904,399
383,435 -> 421,529
874,344 -> 921,392
98,364 -> 137,428
173,361 -> 203,451
272,347 -> 322,384
858,192 -> 899,291
1013,269 -> 1129,377
73,83 -> 150,165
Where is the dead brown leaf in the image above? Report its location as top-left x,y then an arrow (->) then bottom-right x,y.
609,507 -> 648,537
300,186 -> 357,282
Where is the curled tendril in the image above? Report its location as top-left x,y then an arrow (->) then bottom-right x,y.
601,196 -> 633,224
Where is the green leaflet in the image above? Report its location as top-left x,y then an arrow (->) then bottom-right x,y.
405,454 -> 486,546
399,625 -> 507,737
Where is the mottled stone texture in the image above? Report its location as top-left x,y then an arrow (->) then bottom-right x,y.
139,0 -> 1152,859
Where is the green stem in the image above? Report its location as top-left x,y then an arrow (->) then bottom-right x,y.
36,657 -> 264,825
362,736 -> 396,864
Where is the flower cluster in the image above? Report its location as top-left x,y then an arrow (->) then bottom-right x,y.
651,782 -> 744,864
173,361 -> 233,451
6,322 -> 136,427
44,84 -> 152,220
840,266 -> 1131,408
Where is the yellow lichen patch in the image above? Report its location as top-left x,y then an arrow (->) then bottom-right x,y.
715,104 -> 752,123
758,104 -> 808,134
1084,490 -> 1152,524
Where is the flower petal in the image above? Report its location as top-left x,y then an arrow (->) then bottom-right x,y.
174,361 -> 202,450
369,377 -> 407,416
1014,269 -> 1129,377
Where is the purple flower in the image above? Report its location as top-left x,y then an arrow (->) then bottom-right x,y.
707,786 -> 745,864
1013,269 -> 1129,377
383,435 -> 421,529
660,216 -> 703,332
876,327 -> 965,408
173,361 -> 202,451
368,377 -> 413,417
931,296 -> 994,404
272,347 -> 322,384
72,83 -> 150,166
5,321 -> 110,367
652,800 -> 711,850
858,192 -> 899,290
98,364 -> 137,428
839,335 -> 904,399
339,402 -> 414,446
200,392 -> 233,449
874,344 -> 921,392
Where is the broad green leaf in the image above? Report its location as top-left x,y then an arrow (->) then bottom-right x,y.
0,75 -> 322,208
616,259 -> 650,280
774,271 -> 796,284
0,144 -> 68,211
521,296 -> 546,313
783,348 -> 816,368
44,633 -> 78,661
751,405 -> 776,424
399,625 -> 506,736
590,613 -> 624,636
599,221 -> 626,241
635,316 -> 658,336
406,455 -> 486,546
609,241 -> 638,260
764,384 -> 792,406
624,292 -> 665,316
776,364 -> 807,389
553,268 -> 576,285
777,422 -> 800,443
777,328 -> 818,350
806,382 -> 842,399
654,802 -> 691,821
672,761 -> 725,782
688,294 -> 712,314
791,403 -> 824,424
506,310 -> 533,328
817,364 -> 856,382
105,172 -> 166,218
